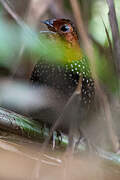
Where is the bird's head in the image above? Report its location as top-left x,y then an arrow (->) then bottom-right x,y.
41,19 -> 79,47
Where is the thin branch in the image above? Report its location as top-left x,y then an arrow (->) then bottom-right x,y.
69,0 -> 119,152
0,0 -> 24,27
106,0 -> 120,74
0,0 -> 44,46
101,17 -> 117,71
101,17 -> 113,57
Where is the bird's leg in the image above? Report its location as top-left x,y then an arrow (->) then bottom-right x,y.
52,131 -> 56,150
56,130 -> 62,144
74,129 -> 84,149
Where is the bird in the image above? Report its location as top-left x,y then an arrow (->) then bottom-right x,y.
30,18 -> 95,134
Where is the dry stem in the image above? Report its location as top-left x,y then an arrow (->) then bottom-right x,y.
70,0 -> 118,152
106,0 -> 120,75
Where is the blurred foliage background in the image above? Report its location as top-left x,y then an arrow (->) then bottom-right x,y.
0,0 -> 120,179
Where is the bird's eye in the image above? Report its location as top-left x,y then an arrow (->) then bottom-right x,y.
60,25 -> 70,32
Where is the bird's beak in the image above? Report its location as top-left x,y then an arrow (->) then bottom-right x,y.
41,19 -> 56,32
41,19 -> 54,28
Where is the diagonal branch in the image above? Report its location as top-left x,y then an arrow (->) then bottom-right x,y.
0,0 -> 24,27
69,0 -> 119,152
106,0 -> 120,75
0,0 -> 45,49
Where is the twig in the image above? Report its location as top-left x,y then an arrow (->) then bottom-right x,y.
101,17 -> 113,58
69,0 -> 119,152
0,0 -> 45,48
101,17 -> 117,73
0,0 -> 24,28
106,0 -> 120,74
